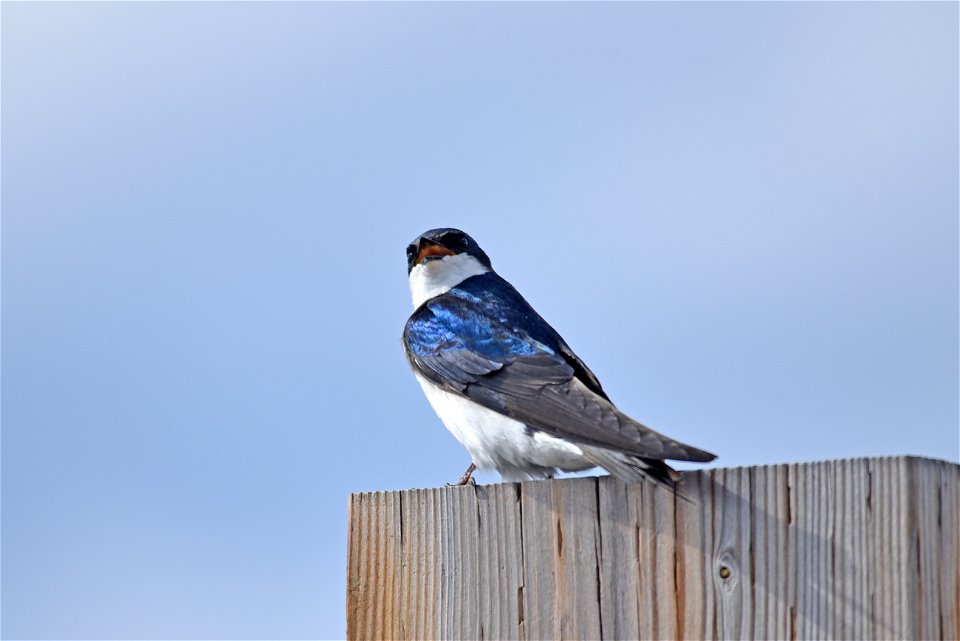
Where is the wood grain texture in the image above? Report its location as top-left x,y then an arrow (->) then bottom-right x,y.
346,456 -> 959,640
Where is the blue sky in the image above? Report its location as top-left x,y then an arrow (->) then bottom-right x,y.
2,3 -> 957,639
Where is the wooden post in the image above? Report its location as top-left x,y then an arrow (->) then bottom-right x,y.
346,456 -> 959,640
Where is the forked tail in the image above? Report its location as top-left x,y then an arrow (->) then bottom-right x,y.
579,445 -> 698,504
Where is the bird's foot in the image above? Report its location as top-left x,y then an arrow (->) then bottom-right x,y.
448,462 -> 477,487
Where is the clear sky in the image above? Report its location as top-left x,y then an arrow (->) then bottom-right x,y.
2,2 -> 957,639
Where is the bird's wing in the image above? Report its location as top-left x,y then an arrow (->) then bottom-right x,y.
403,276 -> 715,463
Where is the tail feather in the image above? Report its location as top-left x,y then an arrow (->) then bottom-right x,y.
579,444 -> 695,503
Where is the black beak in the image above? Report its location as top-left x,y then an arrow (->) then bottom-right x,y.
408,236 -> 456,273
407,237 -> 441,272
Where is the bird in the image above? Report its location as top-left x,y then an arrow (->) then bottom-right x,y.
401,227 -> 716,491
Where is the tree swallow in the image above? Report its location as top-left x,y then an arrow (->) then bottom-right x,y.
402,227 -> 716,489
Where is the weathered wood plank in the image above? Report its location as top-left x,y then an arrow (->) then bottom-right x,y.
676,469 -> 712,640
554,478 -> 603,640
410,488 -> 442,640
596,477 -> 640,640
475,483 -> 524,640
940,460 -> 960,639
346,456 -> 960,640
518,479 -> 559,640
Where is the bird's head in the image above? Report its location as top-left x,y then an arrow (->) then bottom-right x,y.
406,228 -> 492,307
406,228 -> 491,274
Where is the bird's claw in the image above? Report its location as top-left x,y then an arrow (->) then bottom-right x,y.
447,462 -> 477,486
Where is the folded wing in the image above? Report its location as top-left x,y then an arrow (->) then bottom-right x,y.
403,274 -> 715,463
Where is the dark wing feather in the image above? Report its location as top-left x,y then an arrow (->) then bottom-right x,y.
474,358 -> 714,461
403,273 -> 716,463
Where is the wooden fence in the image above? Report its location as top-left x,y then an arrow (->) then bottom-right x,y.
346,456 -> 959,640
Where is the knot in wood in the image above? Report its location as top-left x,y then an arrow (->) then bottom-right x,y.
714,552 -> 739,593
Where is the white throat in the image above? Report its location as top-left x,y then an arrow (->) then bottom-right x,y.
408,253 -> 490,308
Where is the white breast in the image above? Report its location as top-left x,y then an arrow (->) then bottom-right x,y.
408,253 -> 490,308
413,372 -> 592,481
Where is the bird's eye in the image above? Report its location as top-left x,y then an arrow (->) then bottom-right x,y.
406,245 -> 416,258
